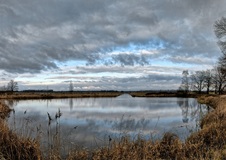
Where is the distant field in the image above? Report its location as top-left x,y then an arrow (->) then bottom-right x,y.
0,91 -> 122,99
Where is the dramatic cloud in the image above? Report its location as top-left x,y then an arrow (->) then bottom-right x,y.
0,0 -> 226,90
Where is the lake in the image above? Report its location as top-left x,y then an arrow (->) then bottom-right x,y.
6,94 -> 209,152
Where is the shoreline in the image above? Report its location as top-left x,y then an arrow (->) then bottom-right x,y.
0,91 -> 203,100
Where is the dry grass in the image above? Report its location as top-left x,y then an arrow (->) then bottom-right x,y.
0,120 -> 41,160
130,91 -> 202,98
0,91 -> 203,100
0,101 -> 12,119
0,102 -> 41,160
66,129 -> 226,160
0,92 -> 122,100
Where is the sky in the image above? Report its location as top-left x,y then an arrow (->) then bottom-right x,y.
0,0 -> 226,91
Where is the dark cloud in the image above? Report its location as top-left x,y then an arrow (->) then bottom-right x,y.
111,53 -> 150,66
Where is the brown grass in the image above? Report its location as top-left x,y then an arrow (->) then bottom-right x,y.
0,92 -> 122,100
0,102 -> 41,160
0,120 -> 41,160
0,101 -> 12,119
65,131 -> 225,160
0,91 -> 204,100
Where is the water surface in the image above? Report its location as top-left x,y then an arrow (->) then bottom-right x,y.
6,95 -> 209,150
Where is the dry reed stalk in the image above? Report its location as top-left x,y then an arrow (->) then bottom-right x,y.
0,120 -> 42,160
0,101 -> 41,160
0,101 -> 12,119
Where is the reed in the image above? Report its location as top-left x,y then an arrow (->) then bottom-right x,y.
0,101 -> 41,160
0,101 -> 12,119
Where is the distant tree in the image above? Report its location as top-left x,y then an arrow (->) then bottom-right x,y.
178,70 -> 189,93
190,71 -> 206,93
212,66 -> 226,94
7,80 -> 18,92
69,81 -> 73,92
203,69 -> 213,94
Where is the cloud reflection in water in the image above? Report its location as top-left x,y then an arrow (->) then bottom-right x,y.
6,96 -> 209,150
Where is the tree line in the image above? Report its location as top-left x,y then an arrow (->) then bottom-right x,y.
179,17 -> 226,94
179,68 -> 226,94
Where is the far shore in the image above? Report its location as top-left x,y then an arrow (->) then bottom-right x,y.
0,90 -> 211,100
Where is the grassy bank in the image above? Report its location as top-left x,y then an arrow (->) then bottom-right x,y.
0,91 -> 122,100
0,102 -> 41,160
0,91 -> 201,100
129,91 -> 200,98
1,95 -> 226,159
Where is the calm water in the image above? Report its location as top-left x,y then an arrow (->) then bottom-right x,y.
6,94 -> 209,150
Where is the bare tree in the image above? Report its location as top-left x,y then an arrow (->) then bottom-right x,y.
190,71 -> 206,93
213,66 -> 226,94
178,70 -> 189,93
203,69 -> 213,94
215,17 -> 226,75
214,17 -> 226,54
7,80 -> 18,92
213,17 -> 226,94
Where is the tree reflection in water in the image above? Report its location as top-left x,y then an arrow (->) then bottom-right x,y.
177,98 -> 210,131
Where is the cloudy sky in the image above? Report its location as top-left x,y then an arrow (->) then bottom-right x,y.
0,0 -> 226,91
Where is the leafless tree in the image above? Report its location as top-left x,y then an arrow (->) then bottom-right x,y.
212,66 -> 226,94
212,17 -> 226,94
214,17 -> 226,54
215,17 -> 226,76
203,69 -> 213,94
178,70 -> 189,93
7,80 -> 18,92
190,71 -> 206,93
